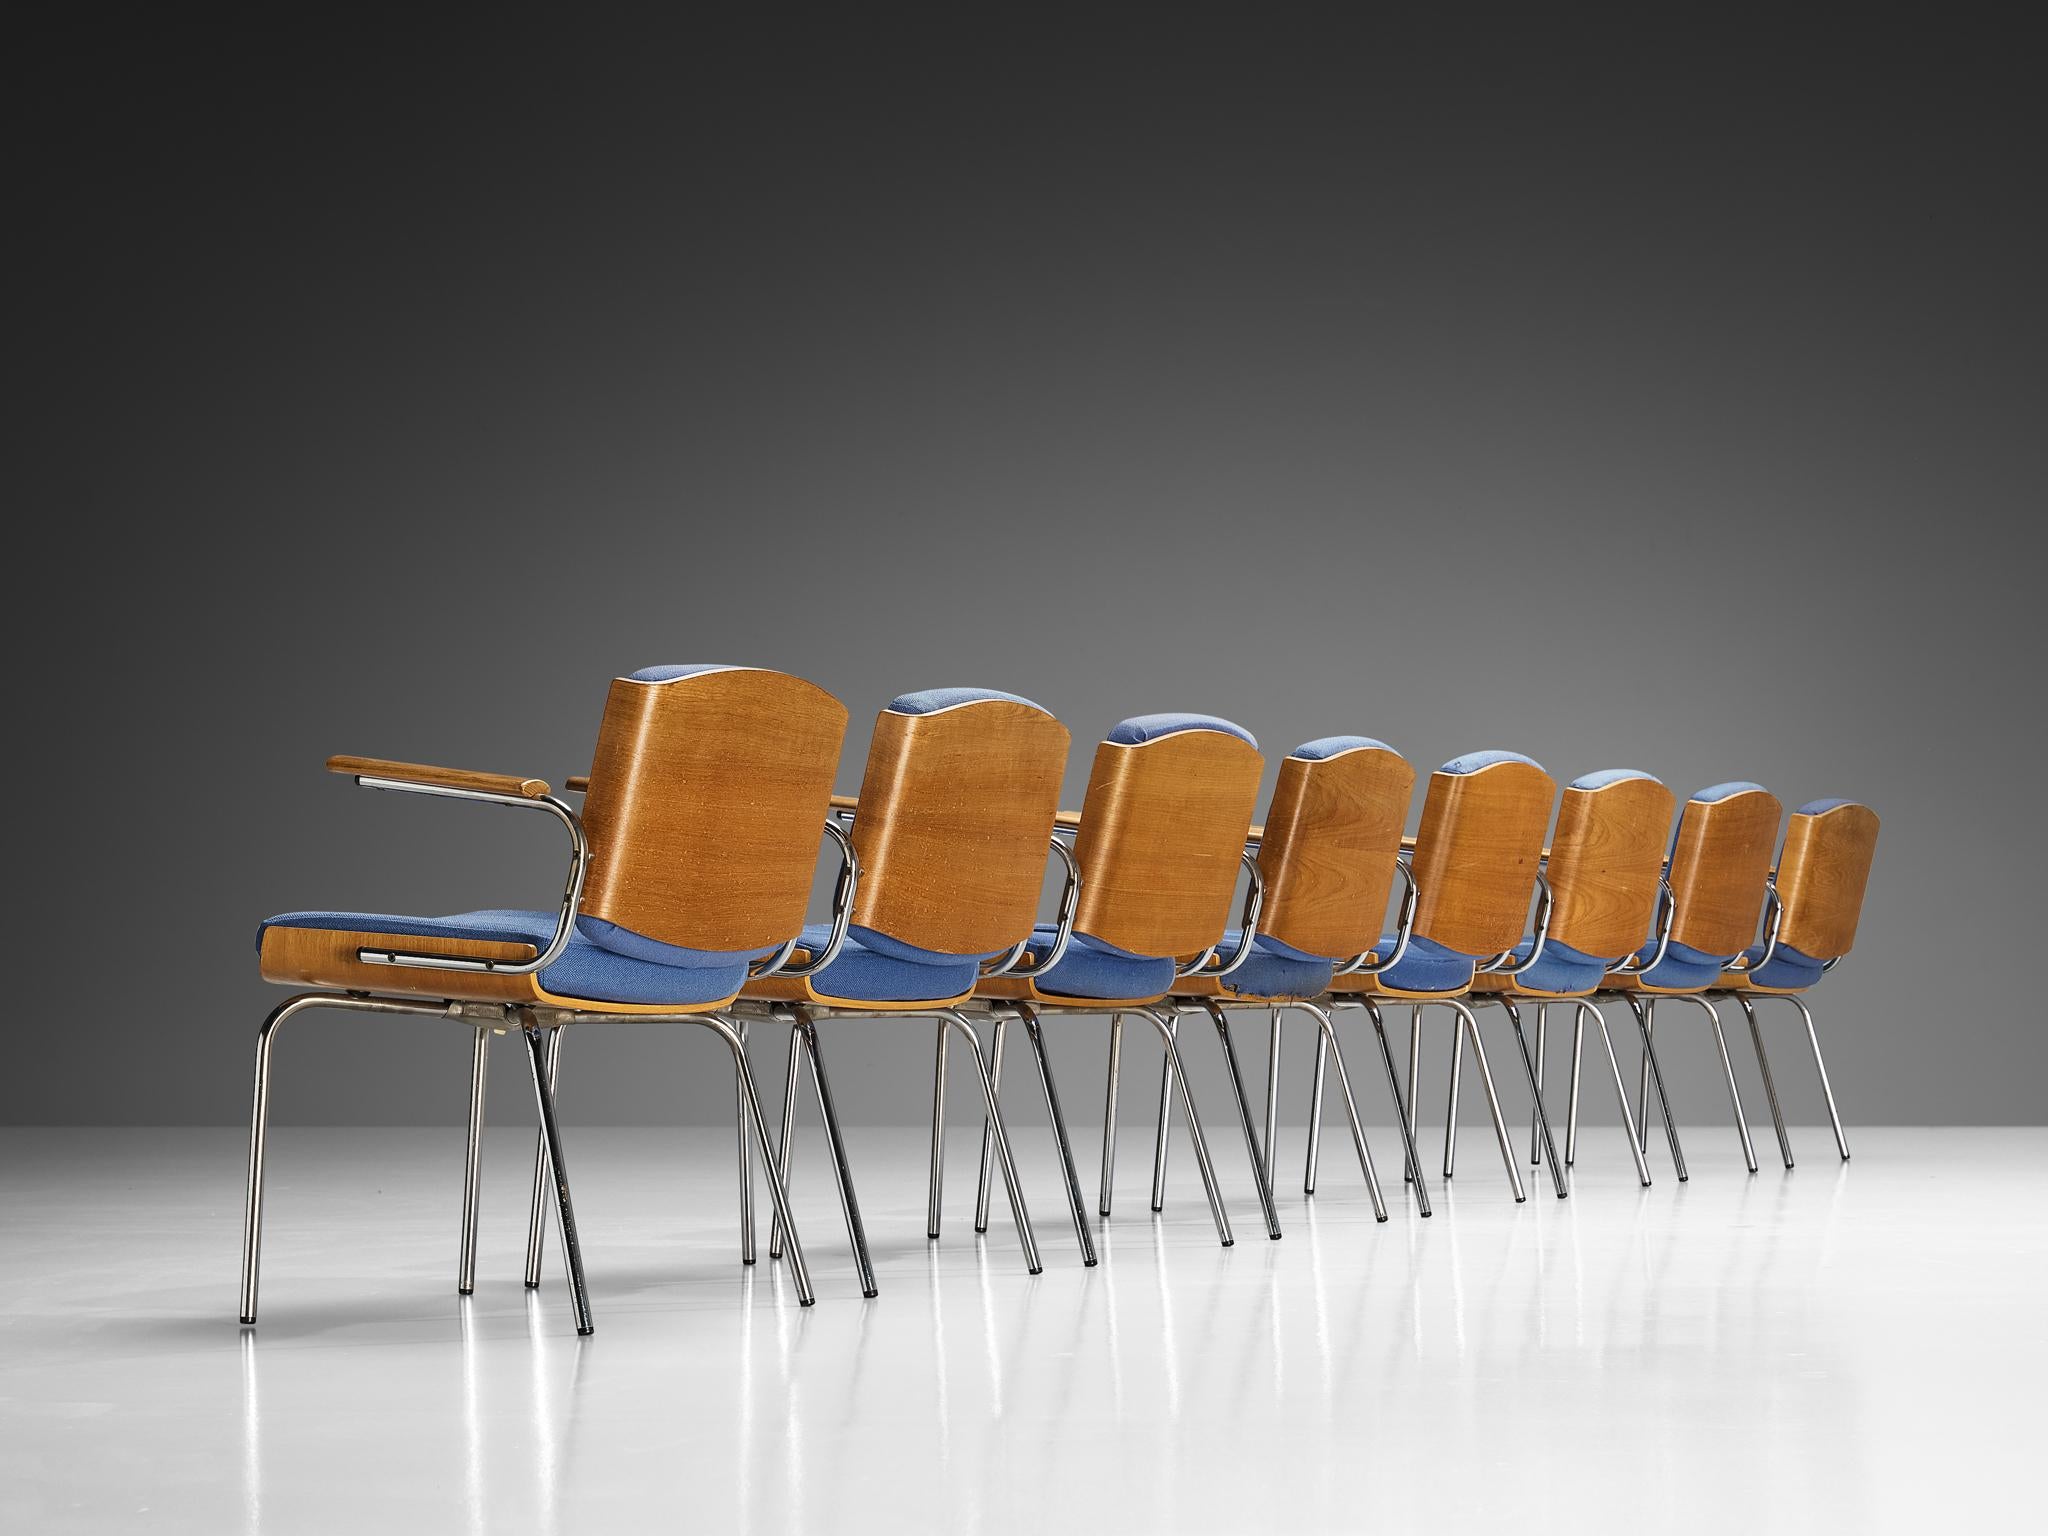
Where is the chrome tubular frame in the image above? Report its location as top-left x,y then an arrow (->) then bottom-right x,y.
240,992 -> 595,1335
1432,1000 -> 1528,1202
749,1001 -> 1046,1279
1619,992 -> 1758,1174
518,1003 -> 819,1305
1726,990 -> 1851,1164
970,1003 -> 1099,1265
1560,1000 -> 1652,1187
764,1008 -> 878,1296
342,777 -> 589,978
1194,998 -> 1284,1238
1280,1000 -> 1391,1221
1485,998 -> 1569,1199
1610,991 -> 1688,1181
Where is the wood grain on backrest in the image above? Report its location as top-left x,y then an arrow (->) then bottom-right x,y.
1774,802 -> 1880,959
1545,776 -> 1677,960
847,699 -> 1070,955
1409,758 -> 1557,957
579,668 -> 848,952
1256,745 -> 1415,962
1072,731 -> 1264,958
1665,787 -> 1782,957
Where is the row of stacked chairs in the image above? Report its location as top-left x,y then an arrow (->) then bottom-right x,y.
243,665 -> 1879,1334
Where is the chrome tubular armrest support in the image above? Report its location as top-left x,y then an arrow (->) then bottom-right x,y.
1338,857 -> 1418,978
1606,877 -> 1675,980
1184,850 -> 1265,982
349,777 -> 588,976
1722,880 -> 1783,978
986,834 -> 1083,980
752,819 -> 861,980
1483,874 -> 1552,975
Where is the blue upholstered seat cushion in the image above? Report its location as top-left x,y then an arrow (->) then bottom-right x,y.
794,924 -> 981,1002
1015,926 -> 1177,1000
1189,932 -> 1334,997
1736,942 -> 1827,990
1630,938 -> 1734,991
1368,933 -> 1476,994
1107,714 -> 1257,749
257,910 -> 747,1007
1502,936 -> 1612,994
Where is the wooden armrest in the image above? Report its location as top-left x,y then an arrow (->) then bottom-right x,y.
830,793 -> 860,814
328,755 -> 551,800
566,775 -> 590,793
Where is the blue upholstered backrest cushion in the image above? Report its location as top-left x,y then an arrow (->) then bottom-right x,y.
1107,713 -> 1257,749
576,663 -> 785,969
1441,749 -> 1544,776
1797,797 -> 1856,815
887,686 -> 1046,715
1571,767 -> 1654,791
1692,779 -> 1767,803
1289,735 -> 1393,761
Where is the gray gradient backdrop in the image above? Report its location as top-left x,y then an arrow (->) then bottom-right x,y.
14,14 -> 2043,1128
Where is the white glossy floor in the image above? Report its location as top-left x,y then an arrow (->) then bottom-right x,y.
2,1124 -> 2041,1533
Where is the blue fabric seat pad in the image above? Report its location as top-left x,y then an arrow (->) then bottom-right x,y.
258,909 -> 746,1007
1503,935 -> 1613,994
1736,942 -> 1827,990
1368,933 -> 1476,994
1016,926 -> 1177,1000
1191,932 -> 1333,997
793,923 -> 982,1002
1631,938 -> 1735,990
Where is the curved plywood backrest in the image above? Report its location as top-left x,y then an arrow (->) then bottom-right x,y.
1409,753 -> 1557,958
578,666 -> 849,953
1255,738 -> 1415,962
1665,783 -> 1783,957
1544,771 -> 1677,960
1071,720 -> 1264,959
846,690 -> 1071,956
1774,800 -> 1881,960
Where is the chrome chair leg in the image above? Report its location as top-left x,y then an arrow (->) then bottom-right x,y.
1636,999 -> 1655,1155
734,1017 -> 755,1264
937,1011 -> 1040,1275
1406,1007 -> 1422,1179
1529,1003 -> 1546,1166
1131,1008 -> 1234,1246
1443,1004 -> 1464,1180
521,1022 -> 593,1336
240,997 -> 306,1326
1359,1000 -> 1432,1215
702,1013 -> 815,1306
523,1026 -> 566,1288
1579,1001 -> 1651,1187
1291,1002 -> 1387,1222
927,1020 -> 949,1240
1017,1006 -> 1099,1266
458,1026 -> 490,1296
973,1015 -> 1009,1235
1100,1012 -> 1124,1217
1149,1025 -> 1176,1214
1497,1000 -> 1568,1199
768,1019 -> 803,1261
1622,993 -> 1688,1181
1787,995 -> 1851,1160
1203,1001 -> 1284,1240
1303,1027 -> 1328,1194
798,1015 -> 877,1297
1679,994 -> 1757,1172
1448,1002 -> 1526,1203
1735,994 -> 1794,1169
1263,1008 -> 1283,1190
1564,1004 -> 1585,1168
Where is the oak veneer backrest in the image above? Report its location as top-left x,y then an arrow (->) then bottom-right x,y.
1544,772 -> 1677,961
1072,723 -> 1264,959
846,693 -> 1070,956
1409,754 -> 1557,958
1665,784 -> 1783,957
1773,800 -> 1880,960
1255,740 -> 1415,962
578,666 -> 848,953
